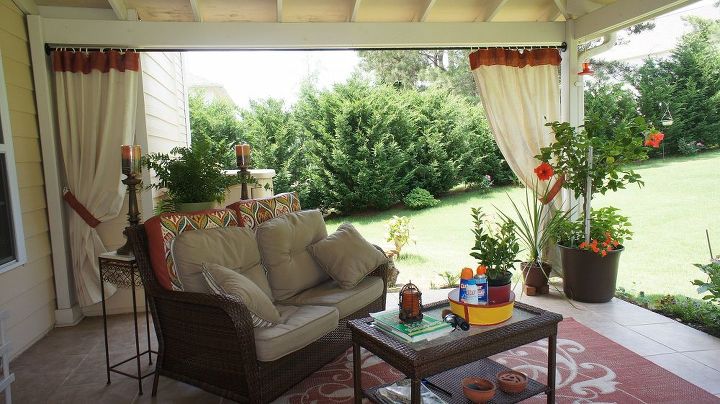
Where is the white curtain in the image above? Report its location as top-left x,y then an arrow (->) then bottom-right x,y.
469,48 -> 561,188
53,50 -> 140,306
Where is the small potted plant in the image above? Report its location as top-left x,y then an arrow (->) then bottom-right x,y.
536,117 -> 663,302
470,207 -> 520,304
144,134 -> 239,212
495,180 -> 571,295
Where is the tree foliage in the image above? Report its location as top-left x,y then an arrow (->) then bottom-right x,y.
187,90 -> 242,167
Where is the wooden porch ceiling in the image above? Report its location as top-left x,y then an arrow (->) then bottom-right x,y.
33,0 -> 615,23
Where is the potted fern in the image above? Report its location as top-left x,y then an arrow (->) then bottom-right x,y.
144,134 -> 239,212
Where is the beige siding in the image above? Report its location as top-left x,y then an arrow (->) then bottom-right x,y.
0,0 -> 56,359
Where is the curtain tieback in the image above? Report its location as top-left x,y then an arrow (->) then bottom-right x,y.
63,188 -> 102,228
541,174 -> 565,205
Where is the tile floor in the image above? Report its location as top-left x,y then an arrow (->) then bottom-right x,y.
1,289 -> 719,403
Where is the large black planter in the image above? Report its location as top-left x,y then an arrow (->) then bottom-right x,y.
559,244 -> 624,303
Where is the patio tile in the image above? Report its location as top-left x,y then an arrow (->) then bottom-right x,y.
645,353 -> 720,395
134,376 -> 223,403
581,321 -> 675,357
49,378 -> 138,404
683,350 -> 720,372
580,298 -> 674,326
628,322 -> 720,352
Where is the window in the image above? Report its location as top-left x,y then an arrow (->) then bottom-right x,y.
0,51 -> 26,273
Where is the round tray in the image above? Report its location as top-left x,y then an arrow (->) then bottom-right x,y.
448,289 -> 515,326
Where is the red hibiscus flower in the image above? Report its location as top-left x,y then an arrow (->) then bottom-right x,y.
534,162 -> 554,181
644,132 -> 665,148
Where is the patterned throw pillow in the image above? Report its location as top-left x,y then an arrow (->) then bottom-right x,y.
144,209 -> 241,291
227,192 -> 301,231
202,263 -> 280,328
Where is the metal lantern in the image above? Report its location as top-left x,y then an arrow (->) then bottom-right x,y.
398,281 -> 423,323
660,102 -> 674,126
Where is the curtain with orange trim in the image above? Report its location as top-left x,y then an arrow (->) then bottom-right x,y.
52,50 -> 140,306
470,48 -> 563,267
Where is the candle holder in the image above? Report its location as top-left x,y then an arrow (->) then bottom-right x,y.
117,145 -> 142,256
398,281 -> 423,323
235,143 -> 252,200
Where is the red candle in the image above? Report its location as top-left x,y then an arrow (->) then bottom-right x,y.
402,289 -> 420,317
121,144 -> 142,175
235,143 -> 251,168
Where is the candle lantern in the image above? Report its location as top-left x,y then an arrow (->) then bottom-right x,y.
235,143 -> 252,199
117,144 -> 143,256
398,281 -> 423,323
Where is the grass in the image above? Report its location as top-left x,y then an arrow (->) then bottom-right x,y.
327,150 -> 720,296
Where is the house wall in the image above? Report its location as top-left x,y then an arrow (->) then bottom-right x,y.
83,51 -> 190,316
0,0 -> 56,359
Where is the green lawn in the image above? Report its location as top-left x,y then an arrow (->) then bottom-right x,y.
326,151 -> 720,297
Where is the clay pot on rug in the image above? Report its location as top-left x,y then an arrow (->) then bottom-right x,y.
488,270 -> 512,304
560,245 -> 623,303
521,262 -> 552,296
462,377 -> 496,403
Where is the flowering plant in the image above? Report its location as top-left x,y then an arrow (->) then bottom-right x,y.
551,207 -> 632,253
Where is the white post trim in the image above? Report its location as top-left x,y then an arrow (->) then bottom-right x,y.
11,0 -> 37,15
26,15 -> 83,326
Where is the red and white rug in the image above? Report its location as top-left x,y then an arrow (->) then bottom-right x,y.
274,318 -> 720,403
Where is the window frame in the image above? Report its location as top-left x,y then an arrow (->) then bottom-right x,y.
0,50 -> 27,274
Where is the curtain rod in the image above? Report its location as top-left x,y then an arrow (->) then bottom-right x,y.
44,42 -> 567,55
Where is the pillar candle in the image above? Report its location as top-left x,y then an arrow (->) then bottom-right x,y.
121,145 -> 132,175
235,143 -> 251,168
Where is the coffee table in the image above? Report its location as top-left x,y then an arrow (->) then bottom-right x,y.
348,300 -> 563,403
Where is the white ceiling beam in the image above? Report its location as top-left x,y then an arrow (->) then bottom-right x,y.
11,0 -> 38,15
39,19 -> 565,49
484,0 -> 510,22
276,0 -> 283,22
419,0 -> 437,22
350,0 -> 362,22
106,0 -> 128,20
552,0 -> 568,19
189,0 -> 203,22
574,0 -> 700,41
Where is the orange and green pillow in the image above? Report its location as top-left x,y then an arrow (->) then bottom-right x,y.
227,192 -> 301,231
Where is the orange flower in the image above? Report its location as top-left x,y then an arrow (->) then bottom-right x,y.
601,250 -> 607,257
579,242 -> 588,249
644,132 -> 665,148
534,162 -> 554,181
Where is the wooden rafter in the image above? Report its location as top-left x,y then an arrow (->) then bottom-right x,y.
277,0 -> 283,22
350,0 -> 362,22
483,0 -> 510,22
106,0 -> 128,20
419,0 -> 437,22
189,0 -> 203,22
11,0 -> 38,15
553,0 -> 569,19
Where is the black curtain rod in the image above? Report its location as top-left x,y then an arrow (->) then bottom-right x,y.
45,42 -> 566,55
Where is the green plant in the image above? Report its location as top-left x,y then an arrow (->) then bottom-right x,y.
469,207 -> 520,281
495,180 -> 572,265
143,134 -> 238,209
437,271 -> 460,288
386,216 -> 412,256
551,207 -> 632,255
403,188 -> 439,210
692,261 -> 720,304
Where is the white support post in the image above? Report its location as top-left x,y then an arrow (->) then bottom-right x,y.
560,19 -> 583,219
26,15 -> 83,327
0,311 -> 14,404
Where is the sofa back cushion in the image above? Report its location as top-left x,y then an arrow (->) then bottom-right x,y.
172,226 -> 274,301
144,209 -> 240,291
227,191 -> 301,231
256,210 -> 328,300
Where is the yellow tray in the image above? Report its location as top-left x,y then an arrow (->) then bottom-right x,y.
448,289 -> 514,326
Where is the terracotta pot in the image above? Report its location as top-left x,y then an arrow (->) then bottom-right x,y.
462,377 -> 496,403
521,262 -> 552,288
560,244 -> 623,303
488,282 -> 511,304
497,370 -> 528,394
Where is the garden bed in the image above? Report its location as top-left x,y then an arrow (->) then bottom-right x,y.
615,288 -> 720,338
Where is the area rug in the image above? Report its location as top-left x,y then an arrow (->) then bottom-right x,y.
274,318 -> 720,403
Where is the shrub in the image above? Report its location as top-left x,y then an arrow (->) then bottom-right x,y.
386,216 -> 412,256
436,271 -> 460,288
403,188 -> 439,210
692,261 -> 720,304
677,137 -> 703,155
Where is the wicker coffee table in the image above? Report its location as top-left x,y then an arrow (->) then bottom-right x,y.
348,300 -> 563,403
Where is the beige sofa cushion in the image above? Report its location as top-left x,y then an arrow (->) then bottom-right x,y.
203,263 -> 281,327
256,210 -> 329,301
172,226 -> 274,301
308,223 -> 388,289
280,276 -> 384,318
253,304 -> 339,362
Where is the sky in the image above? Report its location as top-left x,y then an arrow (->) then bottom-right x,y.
185,0 -> 720,109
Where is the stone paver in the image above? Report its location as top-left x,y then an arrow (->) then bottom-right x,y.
629,322 -> 720,353
645,352 -> 720,395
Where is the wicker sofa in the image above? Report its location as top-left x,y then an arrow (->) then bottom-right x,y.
127,212 -> 390,403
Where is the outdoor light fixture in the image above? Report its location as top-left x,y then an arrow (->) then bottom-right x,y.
577,62 -> 594,76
